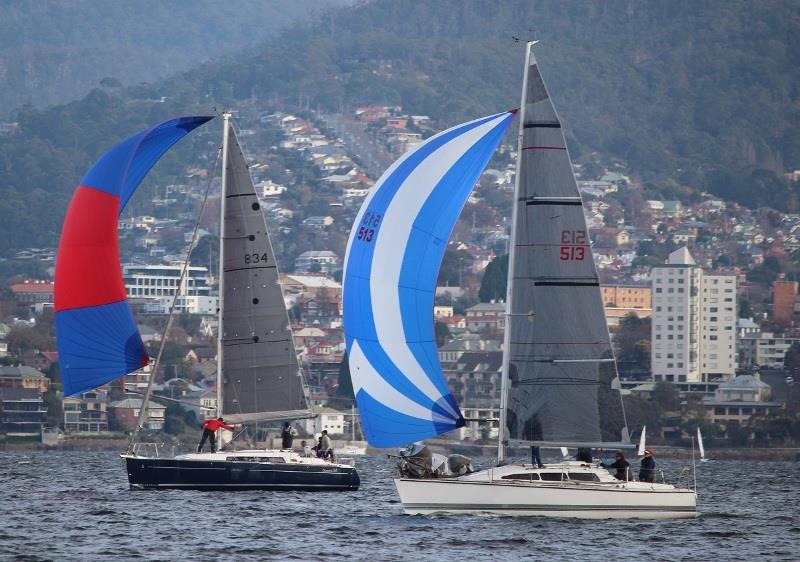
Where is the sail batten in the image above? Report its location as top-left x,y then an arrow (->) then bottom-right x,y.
502,43 -> 629,446
344,112 -> 514,448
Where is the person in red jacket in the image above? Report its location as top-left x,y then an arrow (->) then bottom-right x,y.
197,417 -> 236,453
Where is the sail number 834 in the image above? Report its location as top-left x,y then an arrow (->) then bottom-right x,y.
356,211 -> 382,244
559,230 -> 586,261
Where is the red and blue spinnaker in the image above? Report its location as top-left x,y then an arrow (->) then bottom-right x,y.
55,116 -> 213,396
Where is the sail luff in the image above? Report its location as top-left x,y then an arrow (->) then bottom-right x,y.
498,43 -> 535,464
217,112 -> 231,417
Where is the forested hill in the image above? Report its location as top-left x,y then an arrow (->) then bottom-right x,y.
0,0 -> 340,113
0,0 -> 798,254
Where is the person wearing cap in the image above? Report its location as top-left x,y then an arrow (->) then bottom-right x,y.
601,451 -> 631,480
639,448 -> 656,482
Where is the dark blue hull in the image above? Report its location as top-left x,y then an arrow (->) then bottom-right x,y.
124,457 -> 360,491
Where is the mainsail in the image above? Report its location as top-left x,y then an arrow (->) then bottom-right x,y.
502,43 -> 628,447
219,123 -> 309,423
343,112 -> 515,448
55,116 -> 213,396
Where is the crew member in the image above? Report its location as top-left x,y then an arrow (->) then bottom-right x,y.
601,451 -> 631,481
197,417 -> 235,453
281,421 -> 297,449
639,448 -> 656,482
318,430 -> 332,460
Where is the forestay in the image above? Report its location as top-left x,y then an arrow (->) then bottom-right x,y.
503,45 -> 628,446
343,112 -> 514,448
55,116 -> 213,396
219,124 -> 309,423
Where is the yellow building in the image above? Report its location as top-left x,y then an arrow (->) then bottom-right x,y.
601,285 -> 652,326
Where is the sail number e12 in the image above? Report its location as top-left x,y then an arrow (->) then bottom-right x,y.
357,211 -> 382,244
559,230 -> 586,261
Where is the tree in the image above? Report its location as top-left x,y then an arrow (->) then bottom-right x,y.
435,321 -> 452,348
739,298 -> 755,320
651,382 -> 680,412
163,402 -> 188,435
478,254 -> 508,303
335,353 -> 354,399
783,342 -> 800,371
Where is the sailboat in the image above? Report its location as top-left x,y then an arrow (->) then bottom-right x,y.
638,425 -> 647,457
56,113 -> 359,491
342,42 -> 695,518
697,427 -> 710,462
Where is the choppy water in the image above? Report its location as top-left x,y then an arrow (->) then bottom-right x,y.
1,451 -> 798,561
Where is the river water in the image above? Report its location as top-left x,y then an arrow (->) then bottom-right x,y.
1,451 -> 797,561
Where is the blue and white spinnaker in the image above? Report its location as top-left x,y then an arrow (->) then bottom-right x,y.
342,111 -> 515,448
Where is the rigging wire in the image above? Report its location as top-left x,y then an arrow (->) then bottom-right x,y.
126,145 -> 222,453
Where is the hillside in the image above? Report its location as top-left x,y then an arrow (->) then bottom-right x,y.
0,0 -> 341,113
0,0 -> 798,254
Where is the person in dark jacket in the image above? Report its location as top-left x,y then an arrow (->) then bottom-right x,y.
601,451 -> 631,480
197,417 -> 235,453
575,447 -> 593,463
281,421 -> 296,449
639,448 -> 656,482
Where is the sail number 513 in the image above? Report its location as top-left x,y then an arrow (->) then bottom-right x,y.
560,230 -> 586,261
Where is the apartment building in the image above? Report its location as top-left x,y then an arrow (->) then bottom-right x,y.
651,247 -> 736,383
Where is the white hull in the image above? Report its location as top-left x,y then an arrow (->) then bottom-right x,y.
394,463 -> 697,519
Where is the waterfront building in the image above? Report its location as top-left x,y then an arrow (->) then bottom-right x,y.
109,397 -> 166,431
703,373 -> 780,424
63,390 -> 109,434
0,365 -> 50,393
123,264 -> 217,315
651,247 -> 737,383
0,387 -> 47,436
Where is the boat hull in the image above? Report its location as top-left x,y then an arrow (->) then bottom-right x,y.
124,456 -> 360,491
394,478 -> 697,519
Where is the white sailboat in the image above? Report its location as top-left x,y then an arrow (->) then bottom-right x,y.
698,427 -> 710,462
638,425 -> 647,457
342,42 -> 696,518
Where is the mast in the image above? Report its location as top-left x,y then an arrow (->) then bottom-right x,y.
216,112 -> 231,419
497,41 -> 534,464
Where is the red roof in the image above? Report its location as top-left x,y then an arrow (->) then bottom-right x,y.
41,351 -> 59,363
10,281 -> 54,293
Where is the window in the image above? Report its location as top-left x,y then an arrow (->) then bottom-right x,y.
502,473 -> 540,481
540,473 -> 564,482
568,473 -> 600,482
656,288 -> 663,293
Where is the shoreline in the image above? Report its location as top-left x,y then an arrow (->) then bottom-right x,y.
4,439 -> 798,461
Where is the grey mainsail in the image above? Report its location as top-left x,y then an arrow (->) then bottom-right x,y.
502,44 -> 628,447
219,123 -> 310,423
